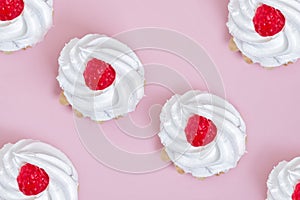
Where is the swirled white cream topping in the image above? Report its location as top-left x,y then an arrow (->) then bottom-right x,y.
0,0 -> 53,52
57,34 -> 145,121
158,90 -> 246,178
227,0 -> 300,67
267,157 -> 300,200
0,139 -> 78,199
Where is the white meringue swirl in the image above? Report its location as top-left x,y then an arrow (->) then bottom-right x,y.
267,157 -> 300,200
0,0 -> 53,52
158,90 -> 246,178
57,34 -> 145,121
0,139 -> 78,200
227,0 -> 300,67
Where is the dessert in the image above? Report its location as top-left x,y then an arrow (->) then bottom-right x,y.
0,0 -> 53,52
227,0 -> 300,67
267,157 -> 300,200
0,139 -> 78,199
57,34 -> 145,122
158,90 -> 246,179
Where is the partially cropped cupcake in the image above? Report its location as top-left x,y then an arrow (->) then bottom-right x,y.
227,0 -> 300,68
0,0 -> 53,52
0,139 -> 78,199
57,34 -> 145,122
267,157 -> 300,200
158,90 -> 246,179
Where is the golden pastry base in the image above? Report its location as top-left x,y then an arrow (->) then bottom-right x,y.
59,91 -> 122,123
229,37 -> 293,68
160,148 -> 225,180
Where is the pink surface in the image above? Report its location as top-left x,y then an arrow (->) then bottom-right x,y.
0,0 -> 300,199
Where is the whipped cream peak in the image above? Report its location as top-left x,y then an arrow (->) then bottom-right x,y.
158,90 -> 246,178
57,34 -> 145,121
0,139 -> 78,200
227,0 -> 300,67
0,0 -> 53,52
267,157 -> 300,200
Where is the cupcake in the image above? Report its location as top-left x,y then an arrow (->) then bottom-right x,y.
0,0 -> 53,52
227,0 -> 300,68
0,139 -> 78,199
158,90 -> 246,179
267,157 -> 300,200
57,34 -> 145,122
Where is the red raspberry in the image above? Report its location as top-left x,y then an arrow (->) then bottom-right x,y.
17,163 -> 50,196
184,115 -> 217,147
0,0 -> 24,21
253,4 -> 285,37
83,58 -> 116,91
293,183 -> 300,200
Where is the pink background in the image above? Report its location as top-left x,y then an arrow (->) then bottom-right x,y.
0,0 -> 300,199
